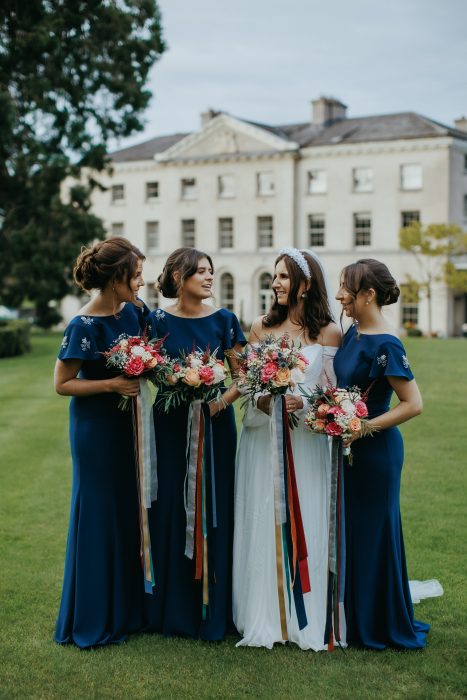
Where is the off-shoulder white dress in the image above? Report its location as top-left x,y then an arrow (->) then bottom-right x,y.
233,344 -> 346,650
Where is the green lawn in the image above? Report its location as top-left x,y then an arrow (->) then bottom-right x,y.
0,333 -> 466,699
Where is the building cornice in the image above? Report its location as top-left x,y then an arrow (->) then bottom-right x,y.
300,136 -> 453,158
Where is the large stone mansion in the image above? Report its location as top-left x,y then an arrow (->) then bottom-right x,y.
69,97 -> 467,335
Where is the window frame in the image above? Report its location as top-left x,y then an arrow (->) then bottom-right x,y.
181,177 -> 197,200
307,169 -> 327,195
308,214 -> 325,247
352,167 -> 374,193
181,218 -> 196,247
219,272 -> 235,311
353,212 -> 372,247
256,171 -> 275,197
257,215 -> 274,249
400,163 -> 423,191
111,184 -> 125,203
145,181 -> 159,201
145,220 -> 159,255
218,217 -> 234,249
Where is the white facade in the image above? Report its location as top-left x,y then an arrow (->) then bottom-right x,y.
66,105 -> 467,335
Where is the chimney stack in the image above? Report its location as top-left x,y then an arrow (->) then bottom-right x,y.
454,116 -> 467,133
311,97 -> 347,126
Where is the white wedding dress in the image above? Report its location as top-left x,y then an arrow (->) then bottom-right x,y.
233,344 -> 345,650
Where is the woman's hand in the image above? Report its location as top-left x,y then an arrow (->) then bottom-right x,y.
209,399 -> 220,417
284,395 -> 303,414
108,375 -> 140,397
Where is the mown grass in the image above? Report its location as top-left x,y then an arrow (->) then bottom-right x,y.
0,333 -> 466,699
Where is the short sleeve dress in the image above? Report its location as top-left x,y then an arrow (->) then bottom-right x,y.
144,307 -> 245,640
54,303 -> 149,648
333,325 -> 429,649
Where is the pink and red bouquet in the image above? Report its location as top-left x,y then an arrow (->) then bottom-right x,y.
104,333 -> 170,409
303,385 -> 375,461
237,333 -> 308,427
158,347 -> 227,412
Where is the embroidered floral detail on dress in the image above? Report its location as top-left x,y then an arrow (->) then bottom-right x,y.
61,335 -> 68,349
81,337 -> 91,351
80,316 -> 94,325
154,309 -> 165,320
377,354 -> 387,367
230,327 -> 235,339
402,355 -> 410,368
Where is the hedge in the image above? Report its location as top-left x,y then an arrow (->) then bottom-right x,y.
0,320 -> 32,358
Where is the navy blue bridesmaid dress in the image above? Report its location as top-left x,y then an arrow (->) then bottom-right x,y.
333,325 -> 429,650
55,303 -> 149,648
145,307 -> 245,640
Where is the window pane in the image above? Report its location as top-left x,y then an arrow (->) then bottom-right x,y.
400,164 -> 422,190
218,174 -> 235,198
308,214 -> 325,247
181,178 -> 197,199
220,273 -> 234,311
182,219 -> 196,247
352,167 -> 373,193
111,222 -> 124,237
259,272 -> 273,314
401,305 -> 419,326
146,221 -> 159,253
146,285 -> 159,310
401,211 -> 420,228
257,172 -> 275,196
257,216 -> 274,248
112,184 -> 125,202
307,170 -> 327,194
218,218 -> 234,248
354,213 -> 371,246
146,182 -> 159,200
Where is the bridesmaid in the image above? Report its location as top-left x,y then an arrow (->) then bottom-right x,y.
144,247 -> 245,640
333,258 -> 429,649
54,237 -> 148,648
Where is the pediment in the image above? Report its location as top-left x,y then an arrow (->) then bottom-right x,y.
156,114 -> 298,162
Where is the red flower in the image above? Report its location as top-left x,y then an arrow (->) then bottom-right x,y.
261,361 -> 279,382
127,336 -> 143,347
325,421 -> 343,437
173,363 -> 181,373
198,365 -> 215,385
327,405 -> 345,416
355,400 -> 368,418
124,356 -> 145,376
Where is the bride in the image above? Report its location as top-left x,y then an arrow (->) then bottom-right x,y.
233,247 -> 345,650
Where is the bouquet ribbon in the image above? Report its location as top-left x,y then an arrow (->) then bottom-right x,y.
324,438 -> 346,649
132,378 -> 158,594
184,399 -> 217,620
270,395 -> 311,639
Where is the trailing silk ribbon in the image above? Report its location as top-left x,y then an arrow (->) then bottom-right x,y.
184,400 -> 217,620
270,395 -> 311,638
132,378 -> 158,594
324,438 -> 346,650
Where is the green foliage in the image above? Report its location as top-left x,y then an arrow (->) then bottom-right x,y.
0,1 -> 166,326
0,319 -> 31,357
0,334 -> 466,699
399,222 -> 467,333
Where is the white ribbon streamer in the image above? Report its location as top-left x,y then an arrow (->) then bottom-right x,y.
184,400 -> 202,559
270,396 -> 287,525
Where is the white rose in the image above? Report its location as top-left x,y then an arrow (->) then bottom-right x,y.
131,345 -> 145,357
190,357 -> 202,368
212,364 -> 226,384
340,399 -> 355,415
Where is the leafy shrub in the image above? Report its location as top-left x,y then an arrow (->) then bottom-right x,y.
407,327 -> 423,337
0,320 -> 32,358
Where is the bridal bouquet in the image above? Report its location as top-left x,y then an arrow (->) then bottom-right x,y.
237,333 -> 308,427
157,347 -> 227,412
303,385 -> 375,462
104,333 -> 169,410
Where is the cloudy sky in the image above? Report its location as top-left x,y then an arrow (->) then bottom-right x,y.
116,0 -> 467,148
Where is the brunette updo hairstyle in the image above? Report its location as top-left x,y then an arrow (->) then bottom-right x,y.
263,251 -> 333,341
157,247 -> 214,298
340,259 -> 400,308
73,237 -> 145,293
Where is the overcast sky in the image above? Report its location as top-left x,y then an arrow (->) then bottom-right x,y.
115,0 -> 467,149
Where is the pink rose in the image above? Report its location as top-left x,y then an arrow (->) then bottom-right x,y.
327,405 -> 345,416
325,421 -> 343,437
261,361 -> 279,383
198,365 -> 215,385
355,400 -> 368,418
124,356 -> 145,376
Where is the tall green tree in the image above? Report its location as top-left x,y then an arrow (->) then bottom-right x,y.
0,0 -> 165,326
399,222 -> 467,334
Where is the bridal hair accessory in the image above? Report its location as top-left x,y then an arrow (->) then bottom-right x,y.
279,247 -> 311,280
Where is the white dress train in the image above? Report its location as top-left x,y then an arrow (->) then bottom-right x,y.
233,344 -> 345,650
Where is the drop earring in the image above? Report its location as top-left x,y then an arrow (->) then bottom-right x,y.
301,292 -> 306,298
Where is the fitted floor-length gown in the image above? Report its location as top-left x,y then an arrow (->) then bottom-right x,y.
144,307 -> 245,640
233,344 -> 345,650
334,326 -> 430,649
55,303 -> 148,648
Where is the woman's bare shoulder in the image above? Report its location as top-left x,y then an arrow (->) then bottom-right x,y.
319,322 -> 342,347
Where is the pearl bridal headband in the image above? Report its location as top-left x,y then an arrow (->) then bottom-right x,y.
278,247 -> 311,279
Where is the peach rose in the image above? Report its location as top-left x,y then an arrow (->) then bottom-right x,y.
297,358 -> 307,371
166,373 -> 179,386
182,368 -> 201,387
313,419 -> 326,432
271,367 -> 291,387
348,417 -> 362,432
146,356 -> 159,369
317,403 -> 329,417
